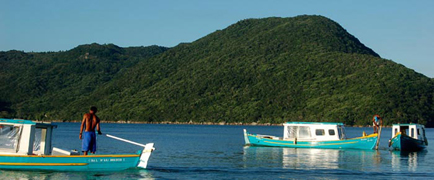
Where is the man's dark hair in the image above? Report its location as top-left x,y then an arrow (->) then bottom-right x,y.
90,106 -> 98,112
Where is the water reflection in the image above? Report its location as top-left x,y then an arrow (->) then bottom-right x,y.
0,169 -> 155,180
391,151 -> 426,172
282,148 -> 340,169
0,170 -> 58,180
243,146 -> 381,171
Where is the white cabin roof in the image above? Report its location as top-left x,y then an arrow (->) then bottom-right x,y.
284,122 -> 344,126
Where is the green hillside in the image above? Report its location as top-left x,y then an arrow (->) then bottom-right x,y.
0,44 -> 169,119
1,15 -> 433,126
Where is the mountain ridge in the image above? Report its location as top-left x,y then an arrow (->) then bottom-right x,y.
1,15 -> 432,126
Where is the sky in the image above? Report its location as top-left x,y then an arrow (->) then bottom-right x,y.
1,0 -> 433,77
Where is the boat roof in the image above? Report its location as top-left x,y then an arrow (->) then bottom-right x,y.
0,118 -> 57,128
284,122 -> 344,126
392,123 -> 424,127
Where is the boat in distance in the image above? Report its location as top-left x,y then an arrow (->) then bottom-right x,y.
244,122 -> 380,150
389,123 -> 428,152
0,118 -> 154,171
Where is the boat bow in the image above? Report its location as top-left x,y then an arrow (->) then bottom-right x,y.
137,143 -> 155,168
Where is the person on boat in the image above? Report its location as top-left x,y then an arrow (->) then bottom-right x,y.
400,128 -> 407,135
79,106 -> 102,155
372,114 -> 382,133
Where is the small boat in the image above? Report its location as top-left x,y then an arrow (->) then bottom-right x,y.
244,122 -> 379,150
0,118 -> 155,171
389,123 -> 428,151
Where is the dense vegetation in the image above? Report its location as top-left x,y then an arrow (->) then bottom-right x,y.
0,44 -> 169,120
1,15 -> 433,126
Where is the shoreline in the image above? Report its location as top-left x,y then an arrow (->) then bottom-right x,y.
37,120 -> 282,126
35,119 -> 372,127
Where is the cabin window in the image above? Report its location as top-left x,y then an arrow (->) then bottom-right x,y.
33,128 -> 43,152
298,126 -> 311,138
287,126 -> 298,138
394,128 -> 398,135
0,125 -> 21,151
338,126 -> 346,140
422,128 -> 426,140
315,129 -> 325,136
411,128 -> 414,138
417,129 -> 420,135
329,129 -> 335,136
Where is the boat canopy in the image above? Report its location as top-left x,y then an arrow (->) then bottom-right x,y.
392,123 -> 426,141
284,122 -> 344,126
283,122 -> 346,141
0,118 -> 57,155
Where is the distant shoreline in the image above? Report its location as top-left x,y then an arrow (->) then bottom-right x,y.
37,119 -> 282,126
35,119 -> 370,127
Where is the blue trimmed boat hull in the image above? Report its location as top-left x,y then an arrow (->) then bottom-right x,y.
244,131 -> 378,150
390,133 -> 427,152
0,152 -> 142,171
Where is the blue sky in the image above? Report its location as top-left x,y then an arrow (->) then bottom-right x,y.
1,0 -> 433,77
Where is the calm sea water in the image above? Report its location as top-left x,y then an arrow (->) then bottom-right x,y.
1,123 -> 433,179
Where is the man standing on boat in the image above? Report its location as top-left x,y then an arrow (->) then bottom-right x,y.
372,114 -> 382,133
79,106 -> 102,155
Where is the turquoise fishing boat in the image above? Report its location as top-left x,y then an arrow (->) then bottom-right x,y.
0,118 -> 154,171
389,123 -> 428,151
244,122 -> 379,150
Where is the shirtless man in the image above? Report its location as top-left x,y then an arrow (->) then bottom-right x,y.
79,106 -> 102,155
372,114 -> 382,134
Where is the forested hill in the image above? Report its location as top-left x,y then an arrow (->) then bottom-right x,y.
0,44 -> 169,119
1,15 -> 433,126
